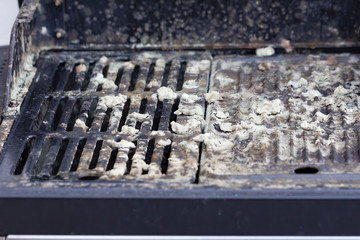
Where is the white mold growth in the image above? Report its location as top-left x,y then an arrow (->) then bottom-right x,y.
157,87 -> 178,101
256,46 -> 275,57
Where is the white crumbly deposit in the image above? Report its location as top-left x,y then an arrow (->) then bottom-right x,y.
214,73 -> 235,87
148,163 -> 162,176
175,104 -> 204,116
76,64 -> 87,73
287,77 -> 308,89
255,99 -> 284,115
157,139 -> 172,147
256,46 -> 275,57
186,60 -> 210,74
130,155 -> 149,175
300,122 -> 319,131
181,93 -> 200,104
106,164 -> 127,177
146,81 -> 160,88
205,91 -> 223,103
235,129 -> 250,141
105,140 -> 136,150
150,130 -> 166,137
215,110 -> 229,119
280,39 -> 293,53
120,126 -> 139,136
127,112 -> 150,122
75,119 -> 88,131
171,118 -> 203,135
201,56 -> 360,177
157,87 -> 178,101
218,122 -> 234,132
98,95 -> 127,108
333,85 -> 348,95
98,56 -> 110,64
179,141 -> 199,153
194,133 -> 235,152
182,80 -> 199,89
302,89 -> 322,101
91,73 -> 117,91
315,111 -> 329,122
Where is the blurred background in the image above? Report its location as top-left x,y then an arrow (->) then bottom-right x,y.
0,0 -> 19,45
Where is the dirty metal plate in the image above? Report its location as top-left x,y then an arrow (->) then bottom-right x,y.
1,51 -> 360,189
201,54 -> 360,186
0,51 -> 211,185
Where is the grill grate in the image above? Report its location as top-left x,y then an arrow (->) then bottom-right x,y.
1,51 -> 360,188
0,51 -> 211,184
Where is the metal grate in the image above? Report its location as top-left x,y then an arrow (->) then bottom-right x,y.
1,51 -> 360,189
0,51 -> 211,184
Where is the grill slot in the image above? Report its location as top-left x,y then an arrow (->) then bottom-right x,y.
161,62 -> 172,87
161,144 -> 172,174
51,97 -> 68,131
144,138 -> 155,165
70,138 -> 87,172
32,96 -> 52,131
100,108 -> 113,132
81,61 -> 96,91
32,137 -> 53,175
38,138 -> 65,176
66,97 -> 83,131
106,148 -> 118,171
114,66 -> 124,88
51,62 -> 66,91
64,64 -> 79,91
144,63 -> 155,91
151,101 -> 163,131
51,138 -> 70,175
176,61 -> 187,91
89,140 -> 103,170
13,136 -> 36,175
128,65 -> 140,91
118,98 -> 131,132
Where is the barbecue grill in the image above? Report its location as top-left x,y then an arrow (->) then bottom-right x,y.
1,0 -> 360,237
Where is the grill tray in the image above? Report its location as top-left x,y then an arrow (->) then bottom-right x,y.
1,0 -> 360,236
1,51 -> 360,190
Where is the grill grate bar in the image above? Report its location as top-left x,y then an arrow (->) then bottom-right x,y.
118,62 -> 136,92
146,59 -> 165,91
106,99 -> 126,133
87,57 -> 110,91
31,96 -> 52,131
166,59 -> 181,91
54,62 -> 74,92
57,98 -> 78,131
13,136 -> 37,175
76,137 -> 98,173
56,138 -> 79,174
95,141 -> 113,172
134,62 -> 150,91
39,98 -> 61,131
38,138 -> 63,176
